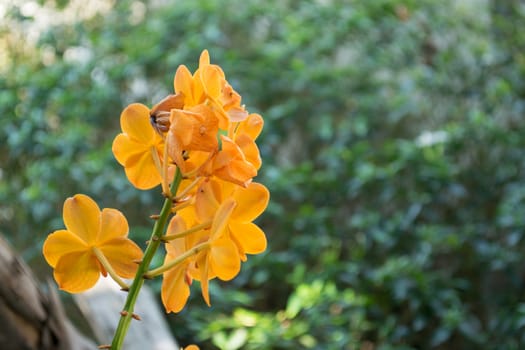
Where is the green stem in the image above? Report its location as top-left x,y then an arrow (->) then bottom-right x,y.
110,168 -> 182,350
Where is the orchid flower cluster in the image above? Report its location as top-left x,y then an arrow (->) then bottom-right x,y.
42,50 -> 269,349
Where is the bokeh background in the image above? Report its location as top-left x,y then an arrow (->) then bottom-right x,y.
2,0 -> 525,349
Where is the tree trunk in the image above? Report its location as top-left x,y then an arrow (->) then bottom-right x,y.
0,236 -> 95,350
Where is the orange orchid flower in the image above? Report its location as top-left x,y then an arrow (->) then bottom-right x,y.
173,50 -> 247,130
194,179 -> 269,261
198,50 -> 249,127
161,203 -> 240,310
173,52 -> 223,108
43,194 -> 143,293
167,178 -> 269,306
112,103 -> 167,190
166,104 -> 219,174
227,182 -> 269,260
191,198 -> 241,306
212,135 -> 258,187
233,133 -> 262,171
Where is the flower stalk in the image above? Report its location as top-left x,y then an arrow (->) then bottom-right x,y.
92,247 -> 129,291
110,169 -> 182,350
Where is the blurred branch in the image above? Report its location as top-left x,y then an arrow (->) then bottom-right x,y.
0,235 -> 95,349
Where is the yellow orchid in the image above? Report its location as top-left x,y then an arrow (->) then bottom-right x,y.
173,50 -> 247,130
165,179 -> 269,306
194,179 -> 269,261
191,197 -> 241,306
173,65 -> 216,107
212,135 -> 258,187
166,104 -> 219,174
112,103 -> 167,190
43,194 -> 143,293
227,183 -> 269,260
160,202 -> 240,309
207,113 -> 264,184
173,52 -> 222,108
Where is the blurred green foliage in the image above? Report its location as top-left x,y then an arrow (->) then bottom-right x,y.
2,0 -> 525,349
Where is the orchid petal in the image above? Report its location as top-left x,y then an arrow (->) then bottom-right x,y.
231,183 -> 269,222
112,134 -> 148,166
150,93 -> 184,115
120,103 -> 155,144
209,237 -> 240,280
161,264 -> 191,313
236,134 -> 262,170
237,113 -> 264,140
165,216 -> 188,256
227,106 -> 249,122
43,230 -> 88,267
100,238 -> 143,278
63,194 -> 100,244
200,65 -> 222,99
213,136 -> 257,186
229,221 -> 267,255
174,65 -> 194,103
98,208 -> 129,243
199,50 -> 210,67
123,148 -> 162,189
53,251 -> 100,293
195,180 -> 221,221
199,254 -> 211,306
